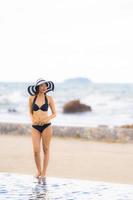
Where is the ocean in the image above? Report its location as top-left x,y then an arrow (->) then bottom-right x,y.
0,80 -> 133,127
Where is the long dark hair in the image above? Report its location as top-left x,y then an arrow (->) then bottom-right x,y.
35,85 -> 39,95
31,85 -> 39,114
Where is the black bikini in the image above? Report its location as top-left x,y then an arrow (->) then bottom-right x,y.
32,123 -> 51,133
32,93 -> 51,133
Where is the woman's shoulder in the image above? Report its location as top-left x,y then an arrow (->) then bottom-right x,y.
46,94 -> 53,99
46,94 -> 54,103
29,95 -> 36,101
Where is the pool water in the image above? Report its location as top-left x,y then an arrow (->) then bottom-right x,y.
0,173 -> 133,200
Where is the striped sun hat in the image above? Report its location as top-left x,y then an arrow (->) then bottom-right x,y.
27,78 -> 55,96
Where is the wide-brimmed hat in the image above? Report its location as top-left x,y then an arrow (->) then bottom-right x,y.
27,78 -> 55,96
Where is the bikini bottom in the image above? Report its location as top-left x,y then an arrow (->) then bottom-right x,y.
32,123 -> 51,133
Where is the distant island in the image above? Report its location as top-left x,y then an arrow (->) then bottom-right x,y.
62,77 -> 92,84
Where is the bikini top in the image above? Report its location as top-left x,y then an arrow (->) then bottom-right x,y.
32,93 -> 48,112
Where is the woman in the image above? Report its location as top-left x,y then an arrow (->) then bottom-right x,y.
28,78 -> 57,184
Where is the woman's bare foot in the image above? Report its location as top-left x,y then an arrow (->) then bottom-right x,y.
40,173 -> 46,184
34,171 -> 41,179
41,176 -> 46,184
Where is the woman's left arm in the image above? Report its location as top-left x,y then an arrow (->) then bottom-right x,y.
47,96 -> 57,121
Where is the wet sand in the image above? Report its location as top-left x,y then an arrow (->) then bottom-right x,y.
0,134 -> 133,184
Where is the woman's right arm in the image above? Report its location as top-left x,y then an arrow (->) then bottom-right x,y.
28,96 -> 33,121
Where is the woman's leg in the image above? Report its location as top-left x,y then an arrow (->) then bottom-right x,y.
31,127 -> 42,177
41,125 -> 52,177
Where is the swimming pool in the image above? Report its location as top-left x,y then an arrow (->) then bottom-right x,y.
0,173 -> 133,200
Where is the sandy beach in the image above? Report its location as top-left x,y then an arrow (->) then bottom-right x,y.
0,134 -> 133,185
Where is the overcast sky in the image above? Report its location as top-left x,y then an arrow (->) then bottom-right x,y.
0,0 -> 133,83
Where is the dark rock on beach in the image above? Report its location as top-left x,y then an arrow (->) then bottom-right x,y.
63,99 -> 92,113
120,124 -> 133,128
8,108 -> 18,113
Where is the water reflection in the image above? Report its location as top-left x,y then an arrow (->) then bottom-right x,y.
0,173 -> 133,200
28,182 -> 50,200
